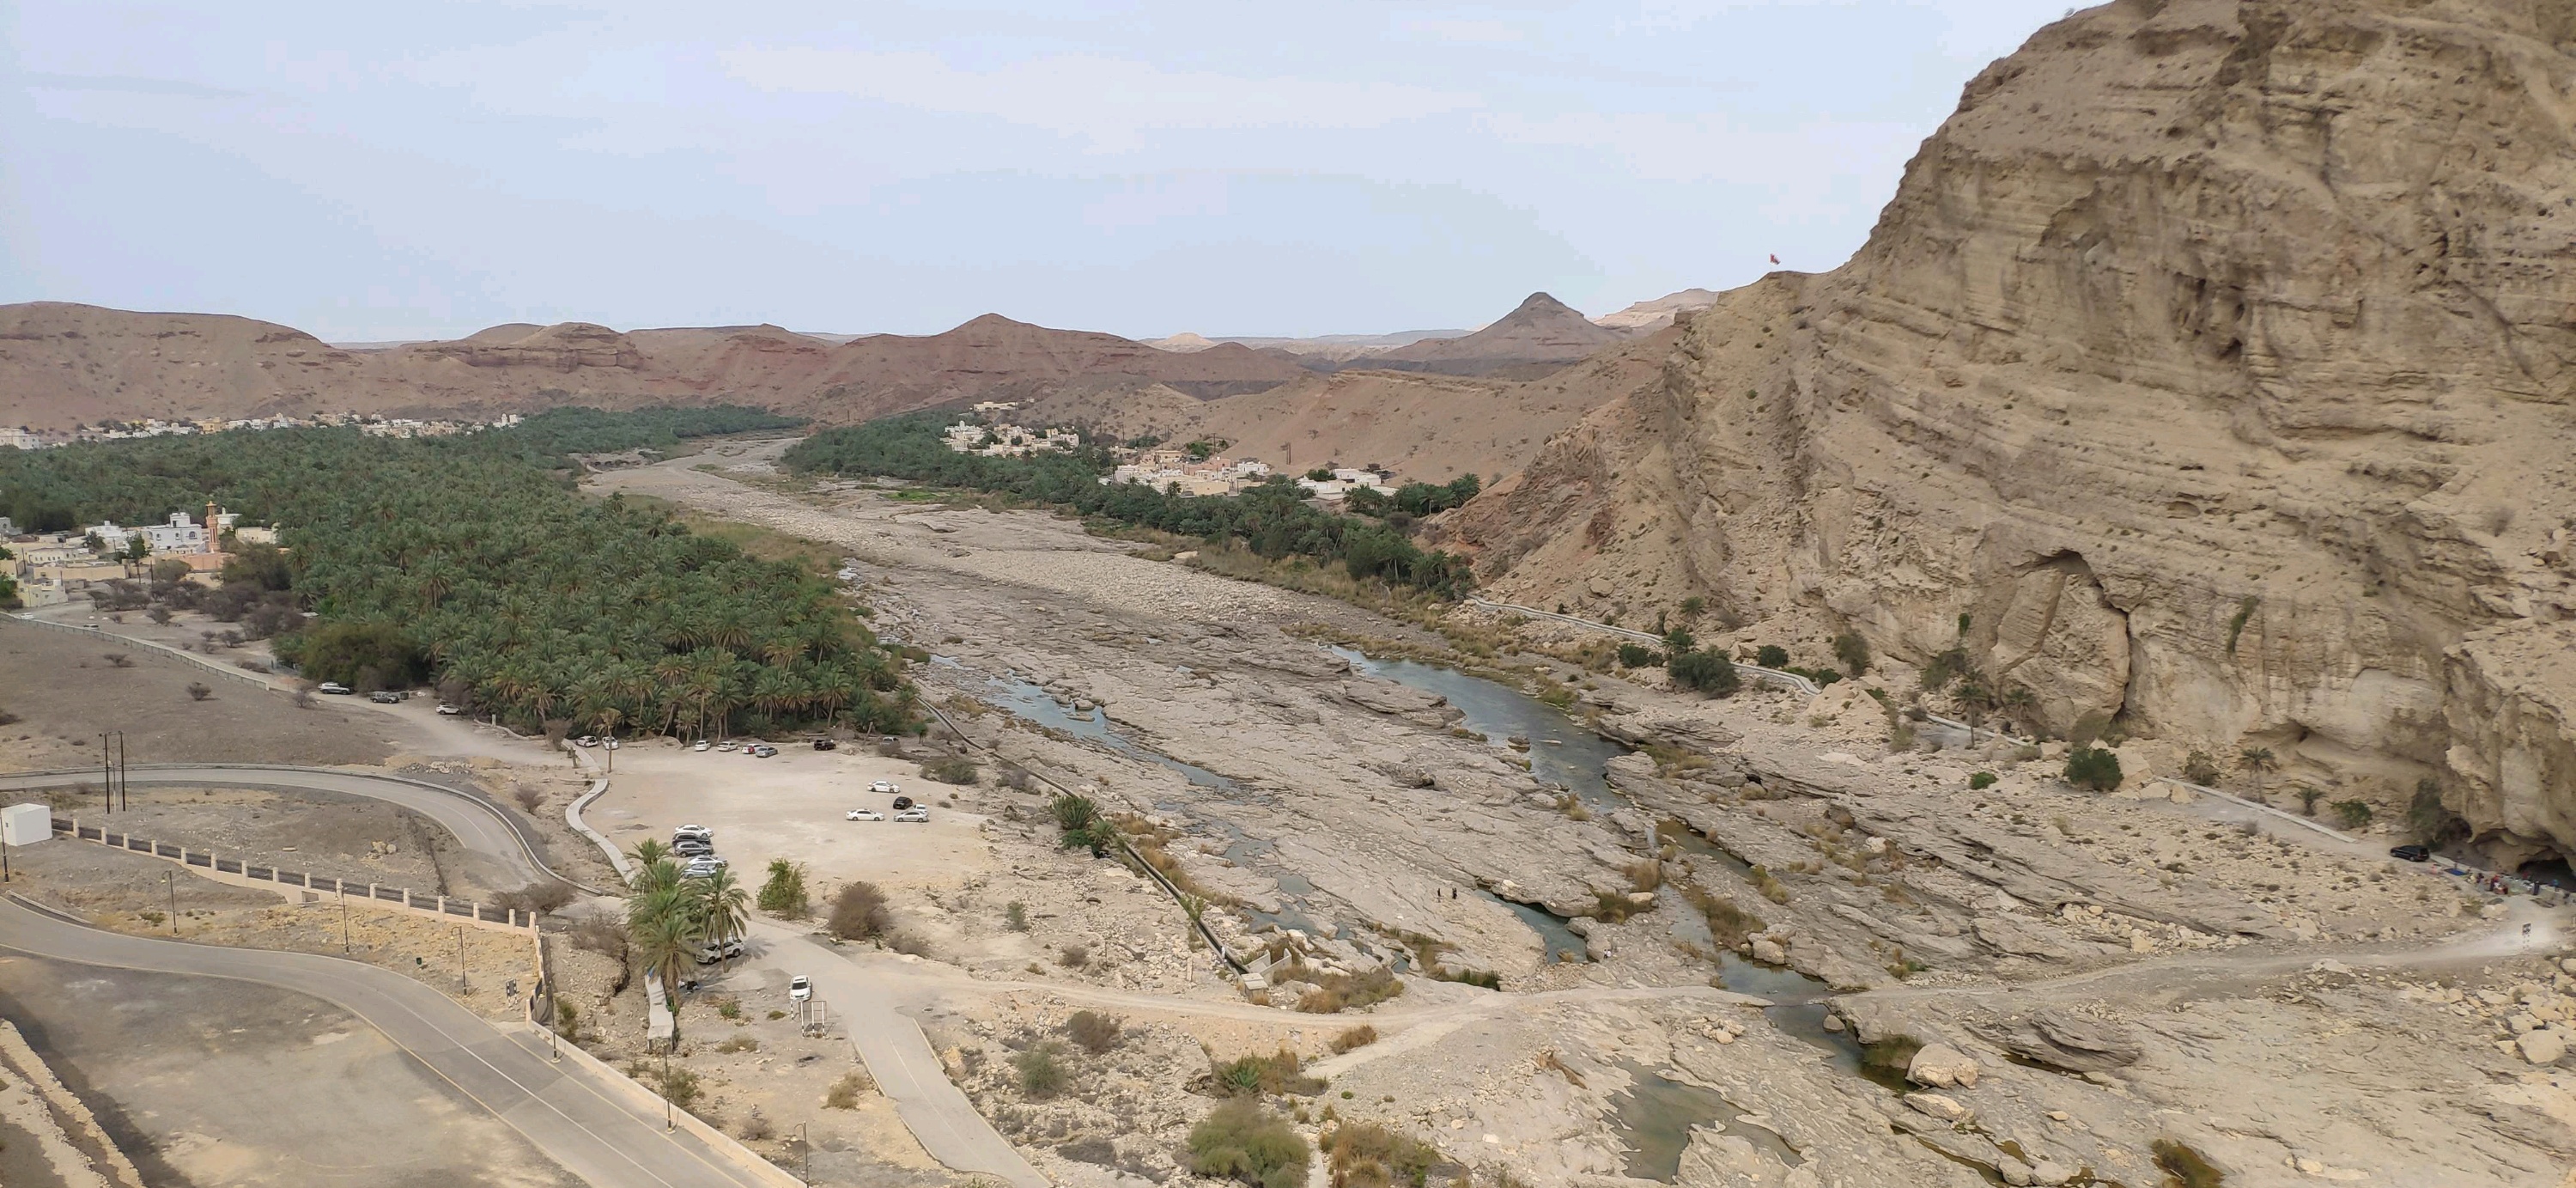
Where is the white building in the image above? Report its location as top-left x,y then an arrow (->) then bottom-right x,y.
87,512 -> 208,556
0,429 -> 38,450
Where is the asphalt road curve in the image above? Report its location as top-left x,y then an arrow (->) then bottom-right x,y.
0,764 -> 562,890
0,897 -> 775,1188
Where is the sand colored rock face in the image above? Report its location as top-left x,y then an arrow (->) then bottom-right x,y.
1454,0 -> 2576,860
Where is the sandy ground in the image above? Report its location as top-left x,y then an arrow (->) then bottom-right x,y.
0,619 -> 397,771
590,742 -> 988,891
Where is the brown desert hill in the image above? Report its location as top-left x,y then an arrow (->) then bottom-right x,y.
802,314 -> 1308,417
1017,324 -> 1686,484
1593,289 -> 1721,333
0,302 -> 356,429
1373,292 -> 1627,380
1447,0 -> 2576,865
0,307 -> 1309,430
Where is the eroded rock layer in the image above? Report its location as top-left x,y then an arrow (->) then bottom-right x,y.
1453,0 -> 2576,860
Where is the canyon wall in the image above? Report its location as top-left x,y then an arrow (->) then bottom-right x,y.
1454,0 -> 2576,861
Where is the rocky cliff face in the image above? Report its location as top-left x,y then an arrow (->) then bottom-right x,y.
1453,0 -> 2576,862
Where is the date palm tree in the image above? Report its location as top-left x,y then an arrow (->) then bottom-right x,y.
2237,746 -> 2279,805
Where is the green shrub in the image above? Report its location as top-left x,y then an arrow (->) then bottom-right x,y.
1004,901 -> 1030,931
1668,649 -> 1740,697
1615,643 -> 1660,669
1832,631 -> 1871,676
1967,771 -> 1997,790
1755,644 -> 1789,668
2330,799 -> 2373,830
1212,1049 -> 1324,1096
756,859 -> 810,917
1188,1100 -> 1310,1188
2181,750 -> 2221,786
1015,1040 -> 1070,1098
2063,746 -> 2123,793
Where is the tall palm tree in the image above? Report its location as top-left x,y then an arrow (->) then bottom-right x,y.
2237,746 -> 2278,803
693,868 -> 751,970
631,906 -> 697,1007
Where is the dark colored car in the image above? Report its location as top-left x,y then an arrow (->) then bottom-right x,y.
2389,844 -> 2431,862
369,691 -> 401,704
890,795 -> 914,811
812,739 -> 837,751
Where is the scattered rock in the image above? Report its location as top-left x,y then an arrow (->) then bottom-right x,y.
1903,1092 -> 1970,1122
1906,1043 -> 1979,1088
2518,1029 -> 2566,1065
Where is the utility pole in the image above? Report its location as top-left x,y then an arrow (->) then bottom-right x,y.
164,870 -> 175,934
797,1122 -> 810,1184
115,732 -> 126,812
99,734 -> 112,814
458,925 -> 468,991
660,1045 -> 674,1131
340,886 -> 349,952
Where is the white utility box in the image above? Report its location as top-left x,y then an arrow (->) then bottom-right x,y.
1,803 -> 53,847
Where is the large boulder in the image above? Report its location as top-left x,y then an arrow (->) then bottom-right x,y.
1906,1043 -> 1980,1089
1983,1008 -> 2143,1073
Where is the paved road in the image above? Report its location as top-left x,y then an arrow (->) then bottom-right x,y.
762,924 -> 1048,1188
0,764 -> 561,890
0,897 -> 776,1188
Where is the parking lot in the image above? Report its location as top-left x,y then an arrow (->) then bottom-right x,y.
585,739 -> 994,892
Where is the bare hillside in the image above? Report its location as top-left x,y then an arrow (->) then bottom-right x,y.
1450,0 -> 2576,866
0,306 -> 1308,430
1019,326 -> 1683,483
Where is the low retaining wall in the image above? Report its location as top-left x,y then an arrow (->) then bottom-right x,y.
53,818 -> 539,935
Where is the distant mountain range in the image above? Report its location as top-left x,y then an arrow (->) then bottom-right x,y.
0,288 -> 1722,432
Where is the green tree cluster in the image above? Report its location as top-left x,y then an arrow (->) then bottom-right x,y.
0,408 -> 910,739
1667,649 -> 1741,697
783,414 -> 1474,597
623,842 -> 751,1007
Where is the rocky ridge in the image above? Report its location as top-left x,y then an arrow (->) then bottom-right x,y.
1449,0 -> 2576,865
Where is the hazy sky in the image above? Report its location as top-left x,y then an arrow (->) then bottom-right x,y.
3,2 -> 2074,341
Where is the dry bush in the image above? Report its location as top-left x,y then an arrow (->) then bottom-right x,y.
1290,966 -> 1402,1014
1210,1049 -> 1323,1096
823,1069 -> 872,1109
738,1108 -> 774,1142
714,1035 -> 758,1054
1679,885 -> 1765,948
829,881 -> 892,941
1324,1121 -> 1440,1188
1328,1025 -> 1377,1054
513,784 -> 544,813
1058,944 -> 1090,968
1066,1010 -> 1124,1055
492,881 -> 577,917
185,682 -> 212,701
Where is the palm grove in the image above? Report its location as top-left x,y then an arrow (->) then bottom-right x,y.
782,413 -> 1479,598
0,407 -> 917,739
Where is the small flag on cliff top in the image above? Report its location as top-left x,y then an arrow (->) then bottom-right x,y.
1769,254 -> 1781,265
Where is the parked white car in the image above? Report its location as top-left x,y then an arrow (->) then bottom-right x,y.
893,807 -> 930,824
789,975 -> 812,1002
869,779 -> 899,794
692,740 -> 711,752
695,937 -> 745,964
845,808 -> 884,821
316,682 -> 351,695
435,703 -> 464,716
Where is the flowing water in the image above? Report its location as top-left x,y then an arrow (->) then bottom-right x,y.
1330,647 -> 1630,816
1333,647 -> 1889,1095
1472,889 -> 1589,964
